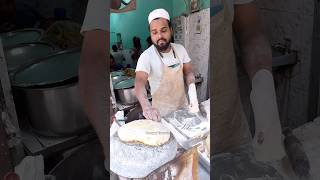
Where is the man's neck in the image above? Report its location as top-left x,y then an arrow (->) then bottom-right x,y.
160,45 -> 172,53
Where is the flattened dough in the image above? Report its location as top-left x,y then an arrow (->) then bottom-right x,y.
117,120 -> 171,146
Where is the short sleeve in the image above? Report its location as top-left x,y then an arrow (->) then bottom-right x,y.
80,0 -> 109,34
234,0 -> 254,5
135,52 -> 151,74
178,44 -> 191,63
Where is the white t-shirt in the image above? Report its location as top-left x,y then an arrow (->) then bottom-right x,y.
135,43 -> 191,95
80,0 -> 109,33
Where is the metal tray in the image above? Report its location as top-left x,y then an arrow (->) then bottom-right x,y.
198,150 -> 210,173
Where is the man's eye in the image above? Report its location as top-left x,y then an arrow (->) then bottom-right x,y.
152,32 -> 157,35
161,29 -> 167,33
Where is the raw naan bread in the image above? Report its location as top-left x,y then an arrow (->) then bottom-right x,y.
117,120 -> 171,146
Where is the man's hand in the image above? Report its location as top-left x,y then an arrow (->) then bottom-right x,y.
135,71 -> 159,120
188,83 -> 199,113
183,63 -> 199,113
142,106 -> 161,121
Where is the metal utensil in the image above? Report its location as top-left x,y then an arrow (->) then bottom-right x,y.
161,108 -> 210,150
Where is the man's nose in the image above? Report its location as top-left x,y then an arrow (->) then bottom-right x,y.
158,32 -> 163,39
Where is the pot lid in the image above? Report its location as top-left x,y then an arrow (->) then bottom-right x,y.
113,77 -> 135,89
5,42 -> 56,73
111,71 -> 124,77
12,50 -> 81,87
0,28 -> 43,47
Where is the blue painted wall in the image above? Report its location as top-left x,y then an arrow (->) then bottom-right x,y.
110,0 -> 172,50
110,0 -> 209,50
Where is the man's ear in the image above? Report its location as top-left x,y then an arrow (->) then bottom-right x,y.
170,27 -> 174,38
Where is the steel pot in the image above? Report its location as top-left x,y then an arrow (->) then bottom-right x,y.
113,78 -> 138,105
13,82 -> 90,136
12,49 -> 90,137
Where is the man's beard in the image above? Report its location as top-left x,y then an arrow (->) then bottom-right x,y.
154,38 -> 171,52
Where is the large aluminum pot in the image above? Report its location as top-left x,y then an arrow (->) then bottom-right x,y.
0,28 -> 43,47
113,78 -> 138,105
13,82 -> 90,136
12,49 -> 90,137
4,42 -> 56,74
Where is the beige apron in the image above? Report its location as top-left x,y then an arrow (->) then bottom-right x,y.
151,46 -> 188,116
211,0 -> 251,154
148,46 -> 197,179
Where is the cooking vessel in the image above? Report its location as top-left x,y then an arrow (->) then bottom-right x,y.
111,70 -> 124,77
12,48 -> 81,87
4,42 -> 56,75
111,75 -> 128,85
113,77 -> 138,105
12,49 -> 90,137
0,28 -> 43,47
13,82 -> 90,136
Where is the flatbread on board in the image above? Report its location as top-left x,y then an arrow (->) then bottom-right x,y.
117,120 -> 171,146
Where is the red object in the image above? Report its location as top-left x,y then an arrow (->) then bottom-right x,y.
3,172 -> 20,180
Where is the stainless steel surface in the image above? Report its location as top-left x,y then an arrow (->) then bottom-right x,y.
161,108 -> 210,149
14,83 -> 90,137
198,150 -> 210,173
12,48 -> 81,87
4,42 -> 56,74
113,78 -> 138,105
0,28 -> 43,47
114,87 -> 138,105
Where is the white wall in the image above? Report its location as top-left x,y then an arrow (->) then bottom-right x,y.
239,0 -> 315,128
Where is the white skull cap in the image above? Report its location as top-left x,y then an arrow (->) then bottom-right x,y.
148,8 -> 170,24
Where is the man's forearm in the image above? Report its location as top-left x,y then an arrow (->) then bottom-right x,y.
233,4 -> 272,79
135,82 -> 151,110
79,50 -> 108,157
185,72 -> 196,85
239,32 -> 272,79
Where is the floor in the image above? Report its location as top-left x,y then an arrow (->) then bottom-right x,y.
271,117 -> 320,180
